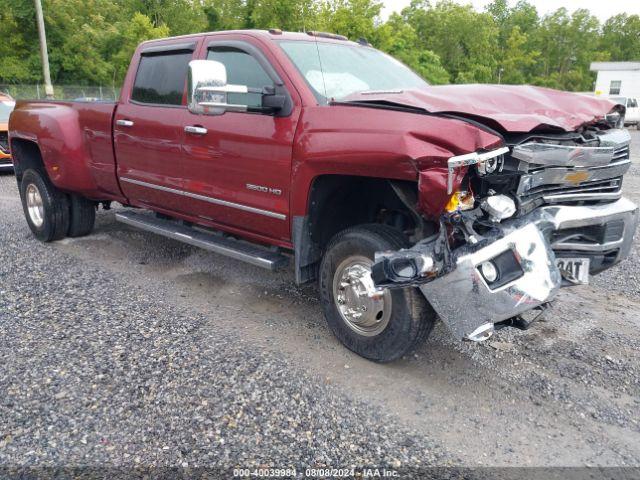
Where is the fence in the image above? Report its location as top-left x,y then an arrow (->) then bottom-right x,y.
0,84 -> 121,101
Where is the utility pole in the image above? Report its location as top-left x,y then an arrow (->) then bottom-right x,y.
34,0 -> 54,99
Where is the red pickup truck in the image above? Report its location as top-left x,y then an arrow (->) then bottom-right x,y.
9,30 -> 639,362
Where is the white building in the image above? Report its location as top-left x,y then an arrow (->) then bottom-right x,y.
590,61 -> 640,98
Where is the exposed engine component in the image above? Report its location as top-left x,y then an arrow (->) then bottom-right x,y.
480,194 -> 516,222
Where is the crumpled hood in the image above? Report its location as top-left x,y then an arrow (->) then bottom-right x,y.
343,85 -> 617,133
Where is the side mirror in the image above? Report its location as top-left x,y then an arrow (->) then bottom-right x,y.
188,60 -> 249,115
261,86 -> 287,111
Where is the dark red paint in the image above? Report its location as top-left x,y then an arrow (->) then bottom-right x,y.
8,30 -> 617,249
344,85 -> 617,133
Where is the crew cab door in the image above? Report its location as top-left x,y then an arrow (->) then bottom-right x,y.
114,40 -> 199,213
181,36 -> 300,242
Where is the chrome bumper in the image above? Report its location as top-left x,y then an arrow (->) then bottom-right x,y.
420,197 -> 639,340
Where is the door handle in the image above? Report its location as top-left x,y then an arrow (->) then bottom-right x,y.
185,125 -> 208,135
116,119 -> 134,127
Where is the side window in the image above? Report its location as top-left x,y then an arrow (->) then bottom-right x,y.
132,51 -> 193,105
207,46 -> 274,108
609,80 -> 621,96
629,98 -> 638,108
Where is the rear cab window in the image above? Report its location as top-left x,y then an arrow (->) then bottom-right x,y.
131,43 -> 196,106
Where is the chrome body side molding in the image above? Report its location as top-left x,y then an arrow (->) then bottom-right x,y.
120,177 -> 287,220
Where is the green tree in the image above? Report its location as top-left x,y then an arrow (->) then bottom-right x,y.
203,0 -> 253,30
122,0 -> 208,35
600,14 -> 640,61
316,0 -> 380,40
402,0 -> 499,83
247,0 -> 319,31
2,0 -> 640,93
532,8 -> 601,91
0,6 -> 39,83
500,26 -> 539,84
486,0 -> 539,82
108,12 -> 170,83
375,13 -> 449,84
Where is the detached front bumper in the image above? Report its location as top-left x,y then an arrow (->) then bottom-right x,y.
419,197 -> 639,340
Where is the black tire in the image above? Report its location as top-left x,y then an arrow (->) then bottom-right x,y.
319,224 -> 437,362
68,194 -> 96,237
19,169 -> 70,242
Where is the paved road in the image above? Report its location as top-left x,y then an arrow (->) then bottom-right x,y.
1,131 -> 639,472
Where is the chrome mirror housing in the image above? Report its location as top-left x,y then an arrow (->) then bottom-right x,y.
187,60 -> 249,115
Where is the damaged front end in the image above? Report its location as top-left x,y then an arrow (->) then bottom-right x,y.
372,129 -> 639,342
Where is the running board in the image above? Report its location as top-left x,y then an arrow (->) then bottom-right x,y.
115,211 -> 288,270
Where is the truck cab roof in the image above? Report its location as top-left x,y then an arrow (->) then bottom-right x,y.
138,29 -> 366,48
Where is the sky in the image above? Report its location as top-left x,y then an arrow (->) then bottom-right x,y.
380,0 -> 640,21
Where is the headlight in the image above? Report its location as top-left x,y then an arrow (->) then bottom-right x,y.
447,146 -> 509,193
478,156 -> 500,174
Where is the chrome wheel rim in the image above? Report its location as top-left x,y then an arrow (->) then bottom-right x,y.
332,255 -> 392,337
26,183 -> 44,228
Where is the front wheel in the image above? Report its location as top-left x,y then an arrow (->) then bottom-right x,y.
19,169 -> 70,242
319,224 -> 437,362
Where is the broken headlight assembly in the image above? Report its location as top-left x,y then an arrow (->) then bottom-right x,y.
605,108 -> 625,129
446,146 -> 509,193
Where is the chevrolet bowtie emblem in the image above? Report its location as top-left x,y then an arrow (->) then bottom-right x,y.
564,171 -> 591,185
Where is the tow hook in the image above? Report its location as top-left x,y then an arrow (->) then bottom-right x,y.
466,323 -> 494,342
466,303 -> 550,342
494,303 -> 551,331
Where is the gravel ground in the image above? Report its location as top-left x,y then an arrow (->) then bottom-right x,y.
1,131 -> 640,474
0,198 -> 447,475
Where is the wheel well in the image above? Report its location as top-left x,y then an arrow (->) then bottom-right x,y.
11,139 -> 46,185
293,175 -> 433,284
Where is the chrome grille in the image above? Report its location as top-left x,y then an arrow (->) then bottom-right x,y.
520,177 -> 622,205
515,129 -> 631,207
612,144 -> 630,162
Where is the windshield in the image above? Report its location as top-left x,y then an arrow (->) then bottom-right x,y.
279,41 -> 428,103
609,96 -> 626,106
0,100 -> 15,122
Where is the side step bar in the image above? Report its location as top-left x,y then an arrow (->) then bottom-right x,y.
115,211 -> 288,270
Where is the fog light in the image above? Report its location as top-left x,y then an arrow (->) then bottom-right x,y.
481,195 -> 516,222
479,261 -> 498,283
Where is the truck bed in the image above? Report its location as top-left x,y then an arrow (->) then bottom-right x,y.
9,100 -> 123,201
